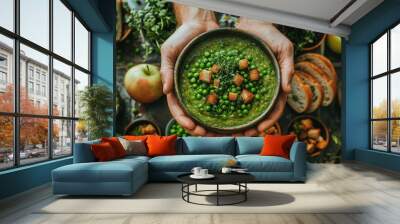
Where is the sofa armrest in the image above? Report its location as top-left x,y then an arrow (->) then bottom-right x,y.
73,141 -> 99,163
289,141 -> 307,181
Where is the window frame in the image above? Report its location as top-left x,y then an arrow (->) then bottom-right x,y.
370,20 -> 400,154
0,0 -> 92,171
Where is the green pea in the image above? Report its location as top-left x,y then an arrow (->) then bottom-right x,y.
190,78 -> 196,83
243,109 -> 248,114
196,94 -> 202,99
250,87 -> 256,92
255,94 -> 260,100
205,51 -> 210,56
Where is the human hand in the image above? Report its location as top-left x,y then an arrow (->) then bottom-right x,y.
235,17 -> 294,134
161,4 -> 220,136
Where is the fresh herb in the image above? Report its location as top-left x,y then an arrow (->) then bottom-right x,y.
125,0 -> 176,60
279,26 -> 321,54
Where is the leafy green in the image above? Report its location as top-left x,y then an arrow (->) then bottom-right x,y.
279,26 -> 321,54
125,0 -> 176,60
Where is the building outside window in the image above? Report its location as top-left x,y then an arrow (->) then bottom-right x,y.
0,0 -> 91,170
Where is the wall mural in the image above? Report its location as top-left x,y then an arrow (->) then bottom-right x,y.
116,0 -> 342,163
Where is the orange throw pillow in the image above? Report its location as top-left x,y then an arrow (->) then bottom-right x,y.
124,135 -> 148,141
146,135 -> 177,157
260,135 -> 296,159
101,137 -> 126,158
91,142 -> 117,161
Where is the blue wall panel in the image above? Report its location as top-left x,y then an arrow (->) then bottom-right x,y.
0,158 -> 72,199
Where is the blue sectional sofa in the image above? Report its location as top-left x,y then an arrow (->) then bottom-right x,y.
52,137 -> 306,196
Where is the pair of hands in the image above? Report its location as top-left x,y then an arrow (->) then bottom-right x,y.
160,5 -> 294,136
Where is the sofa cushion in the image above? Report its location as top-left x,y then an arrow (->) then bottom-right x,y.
101,137 -> 127,158
235,137 -> 264,155
147,135 -> 177,157
259,135 -> 296,159
236,155 -> 293,172
180,137 -> 235,155
53,158 -> 147,183
149,154 -> 235,172
91,142 -> 118,161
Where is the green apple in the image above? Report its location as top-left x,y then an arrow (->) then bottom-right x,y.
124,64 -> 163,103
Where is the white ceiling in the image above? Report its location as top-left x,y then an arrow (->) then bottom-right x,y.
169,0 -> 384,37
226,0 -> 353,22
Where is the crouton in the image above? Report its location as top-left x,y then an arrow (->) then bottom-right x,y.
199,70 -> 212,83
240,89 -> 254,104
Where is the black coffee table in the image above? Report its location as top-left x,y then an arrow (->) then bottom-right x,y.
177,173 -> 255,206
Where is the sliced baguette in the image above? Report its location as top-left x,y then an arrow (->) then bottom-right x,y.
295,61 -> 335,106
297,71 -> 324,113
296,53 -> 337,82
287,73 -> 313,113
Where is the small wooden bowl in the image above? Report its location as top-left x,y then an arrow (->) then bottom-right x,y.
258,122 -> 282,136
302,34 -> 327,52
125,118 -> 161,135
287,115 -> 330,151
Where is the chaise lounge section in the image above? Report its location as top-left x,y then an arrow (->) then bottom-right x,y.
52,137 -> 306,196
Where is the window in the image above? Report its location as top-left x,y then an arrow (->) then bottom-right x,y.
28,67 -> 34,80
0,0 -> 14,32
0,35 -> 13,113
0,0 -> 91,170
370,23 -> 400,154
35,83 -> 40,95
28,81 -> 34,94
74,17 -> 90,70
20,0 -> 49,48
0,54 -> 8,90
0,71 -> 6,85
41,85 -> 46,97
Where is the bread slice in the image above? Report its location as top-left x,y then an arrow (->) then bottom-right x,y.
287,73 -> 313,113
295,61 -> 335,106
297,71 -> 324,113
296,53 -> 337,82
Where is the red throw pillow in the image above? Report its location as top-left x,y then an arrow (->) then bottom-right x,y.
146,135 -> 177,157
260,135 -> 296,159
91,142 -> 117,161
101,137 -> 126,158
124,135 -> 148,141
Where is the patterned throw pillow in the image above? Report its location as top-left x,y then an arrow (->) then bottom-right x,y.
118,137 -> 147,156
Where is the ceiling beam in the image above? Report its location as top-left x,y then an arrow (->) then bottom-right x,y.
330,0 -> 368,27
168,0 -> 351,37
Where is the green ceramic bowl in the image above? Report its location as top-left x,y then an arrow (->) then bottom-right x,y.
174,28 -> 280,133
